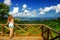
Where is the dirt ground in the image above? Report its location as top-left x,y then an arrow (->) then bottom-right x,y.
0,36 -> 43,40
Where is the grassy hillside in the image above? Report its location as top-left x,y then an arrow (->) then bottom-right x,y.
14,18 -> 60,31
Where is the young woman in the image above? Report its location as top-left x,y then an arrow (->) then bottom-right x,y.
6,15 -> 14,39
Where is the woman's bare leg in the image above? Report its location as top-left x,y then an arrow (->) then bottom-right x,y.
9,28 -> 13,39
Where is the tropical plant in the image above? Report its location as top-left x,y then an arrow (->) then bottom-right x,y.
0,3 -> 9,21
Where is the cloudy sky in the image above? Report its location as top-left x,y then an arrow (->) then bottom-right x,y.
0,0 -> 60,18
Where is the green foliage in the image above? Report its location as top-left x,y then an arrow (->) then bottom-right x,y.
15,30 -> 26,34
0,3 -> 9,21
14,18 -> 60,31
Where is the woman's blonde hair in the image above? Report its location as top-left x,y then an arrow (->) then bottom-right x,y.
8,15 -> 13,21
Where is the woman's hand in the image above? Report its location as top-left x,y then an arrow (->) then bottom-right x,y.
5,23 -> 8,25
5,24 -> 7,25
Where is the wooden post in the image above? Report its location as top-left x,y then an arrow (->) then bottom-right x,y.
49,30 -> 53,39
41,27 -> 44,37
2,25 -> 4,36
41,25 -> 45,40
46,29 -> 50,40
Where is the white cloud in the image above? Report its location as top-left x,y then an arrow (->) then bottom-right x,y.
9,3 -> 38,17
39,4 -> 60,14
23,10 -> 30,16
39,6 -> 55,14
9,7 -> 19,16
24,10 -> 29,13
9,3 -> 60,17
9,8 -> 38,17
4,0 -> 11,6
31,10 -> 37,15
12,7 -> 19,13
56,4 -> 60,13
22,4 -> 27,10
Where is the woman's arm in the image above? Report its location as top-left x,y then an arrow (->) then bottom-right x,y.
6,18 -> 9,25
13,18 -> 14,24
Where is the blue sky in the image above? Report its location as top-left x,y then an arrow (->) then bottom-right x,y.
0,0 -> 60,18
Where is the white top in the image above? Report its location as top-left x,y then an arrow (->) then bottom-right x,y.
9,19 -> 14,27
